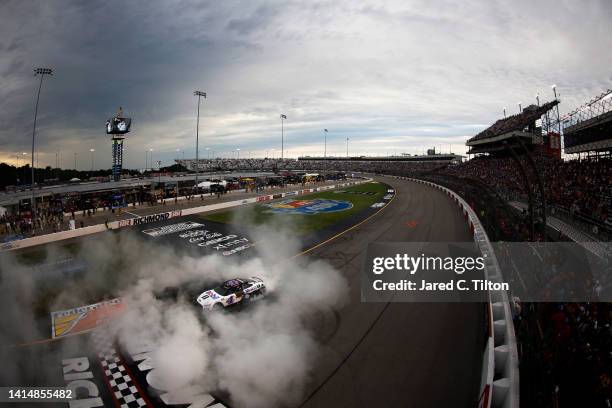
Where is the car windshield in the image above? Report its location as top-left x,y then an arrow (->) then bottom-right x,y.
212,286 -> 230,296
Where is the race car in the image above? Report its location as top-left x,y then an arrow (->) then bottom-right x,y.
196,277 -> 266,310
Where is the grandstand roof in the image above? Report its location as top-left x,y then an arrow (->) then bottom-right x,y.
467,100 -> 559,145
562,89 -> 612,154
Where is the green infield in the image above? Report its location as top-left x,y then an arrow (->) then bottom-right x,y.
200,181 -> 389,234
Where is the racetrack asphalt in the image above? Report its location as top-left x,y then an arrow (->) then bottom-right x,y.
298,175 -> 485,408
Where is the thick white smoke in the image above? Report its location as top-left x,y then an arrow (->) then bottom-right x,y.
0,207 -> 350,407
106,218 -> 350,407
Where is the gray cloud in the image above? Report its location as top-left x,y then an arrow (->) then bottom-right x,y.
0,0 -> 611,168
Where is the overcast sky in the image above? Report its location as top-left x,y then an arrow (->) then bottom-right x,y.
1,0 -> 611,169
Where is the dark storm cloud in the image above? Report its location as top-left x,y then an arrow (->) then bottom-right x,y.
227,4 -> 278,36
0,0 -> 611,168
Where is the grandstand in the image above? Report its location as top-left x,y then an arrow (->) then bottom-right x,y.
297,152 -> 463,163
177,151 -> 463,173
467,100 -> 561,158
562,89 -> 612,157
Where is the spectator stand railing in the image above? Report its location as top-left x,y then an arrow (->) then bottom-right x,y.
509,201 -> 612,259
548,204 -> 612,244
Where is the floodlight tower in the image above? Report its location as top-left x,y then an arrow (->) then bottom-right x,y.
324,129 -> 328,157
280,114 -> 287,159
193,90 -> 207,190
31,67 -> 53,222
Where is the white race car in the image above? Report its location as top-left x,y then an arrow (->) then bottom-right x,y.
196,277 -> 266,310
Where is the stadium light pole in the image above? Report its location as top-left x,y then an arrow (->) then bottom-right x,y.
16,153 -> 25,184
176,148 -> 180,162
205,147 -> 210,159
149,148 -> 154,172
30,67 -> 53,222
236,148 -> 240,160
503,107 -> 507,119
89,148 -> 95,172
21,152 -> 27,185
324,129 -> 328,158
193,90 -> 207,192
74,152 -> 77,170
535,94 -> 540,106
15,154 -> 19,185
346,137 -> 349,157
280,114 -> 286,159
518,102 -> 522,113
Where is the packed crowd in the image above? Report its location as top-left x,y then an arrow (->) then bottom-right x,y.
441,156 -> 611,227
1,197 -> 66,238
515,302 -> 612,407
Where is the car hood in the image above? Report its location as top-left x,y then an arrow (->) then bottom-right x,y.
196,290 -> 221,306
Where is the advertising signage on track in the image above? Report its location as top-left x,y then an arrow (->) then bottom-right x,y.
119,210 -> 183,228
51,298 -> 125,338
142,221 -> 203,237
266,199 -> 353,214
178,225 -> 254,256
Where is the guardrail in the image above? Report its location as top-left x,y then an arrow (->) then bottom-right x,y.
393,176 -> 519,408
2,179 -> 370,252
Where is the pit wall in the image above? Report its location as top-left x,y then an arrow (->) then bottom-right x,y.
2,179 -> 370,252
397,176 -> 519,408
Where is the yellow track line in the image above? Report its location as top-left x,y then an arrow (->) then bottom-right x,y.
290,182 -> 396,258
5,328 -> 96,348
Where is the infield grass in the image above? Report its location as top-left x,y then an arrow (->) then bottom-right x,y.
200,181 -> 388,234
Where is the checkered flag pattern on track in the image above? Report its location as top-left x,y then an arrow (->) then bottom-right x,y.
91,329 -> 148,408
